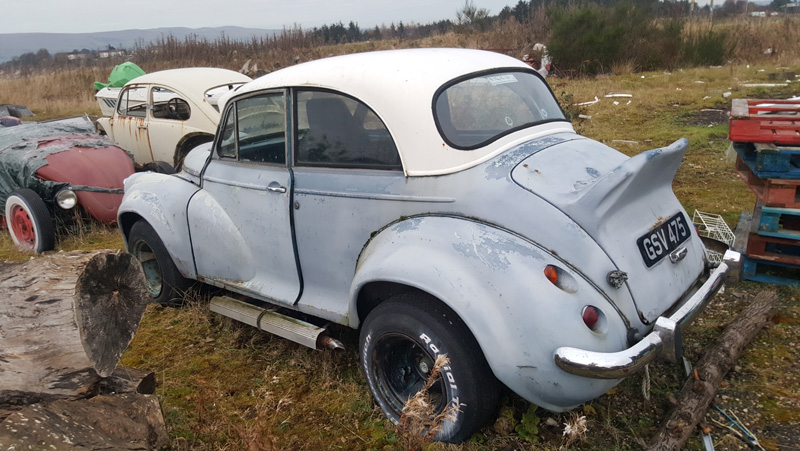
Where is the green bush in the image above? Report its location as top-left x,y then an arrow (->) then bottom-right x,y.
682,29 -> 729,66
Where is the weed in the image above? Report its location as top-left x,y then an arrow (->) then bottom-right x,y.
514,404 -> 540,444
395,355 -> 458,450
562,413 -> 588,447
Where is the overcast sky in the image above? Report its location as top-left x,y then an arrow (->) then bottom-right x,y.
1,0 -> 524,34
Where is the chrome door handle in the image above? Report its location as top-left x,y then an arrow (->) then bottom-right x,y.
267,182 -> 286,193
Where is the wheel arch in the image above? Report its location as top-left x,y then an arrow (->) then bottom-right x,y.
117,173 -> 199,279
349,215 -> 628,411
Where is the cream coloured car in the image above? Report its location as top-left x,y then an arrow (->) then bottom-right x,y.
96,68 -> 251,168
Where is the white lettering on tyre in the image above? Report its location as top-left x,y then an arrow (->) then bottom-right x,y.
420,332 -> 458,391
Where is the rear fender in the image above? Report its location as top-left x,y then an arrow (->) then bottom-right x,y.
351,216 -> 628,410
118,172 -> 199,278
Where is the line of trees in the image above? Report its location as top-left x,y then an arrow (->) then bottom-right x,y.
2,0 -> 797,77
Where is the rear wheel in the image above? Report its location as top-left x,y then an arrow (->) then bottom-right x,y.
359,293 -> 499,443
4,188 -> 55,253
128,220 -> 190,304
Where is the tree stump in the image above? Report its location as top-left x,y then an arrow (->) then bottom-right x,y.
0,250 -> 149,405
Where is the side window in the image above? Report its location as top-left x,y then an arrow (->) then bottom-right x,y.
236,94 -> 286,164
218,107 -> 236,158
216,93 -> 286,164
151,87 -> 191,121
117,86 -> 147,118
295,90 -> 401,170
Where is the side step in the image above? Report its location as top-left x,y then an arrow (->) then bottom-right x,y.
209,296 -> 344,350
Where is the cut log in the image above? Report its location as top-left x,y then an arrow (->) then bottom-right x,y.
647,290 -> 778,451
0,394 -> 169,450
0,250 -> 149,404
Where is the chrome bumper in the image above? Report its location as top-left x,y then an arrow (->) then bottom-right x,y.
554,249 -> 740,380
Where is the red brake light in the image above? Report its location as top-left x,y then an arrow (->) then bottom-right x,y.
582,306 -> 599,330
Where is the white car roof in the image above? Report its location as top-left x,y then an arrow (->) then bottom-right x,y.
232,48 -> 574,176
126,68 -> 252,114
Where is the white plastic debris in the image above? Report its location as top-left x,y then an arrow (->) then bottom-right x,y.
604,93 -> 633,98
576,96 -> 600,106
723,92 -> 732,98
692,210 -> 735,264
743,83 -> 788,87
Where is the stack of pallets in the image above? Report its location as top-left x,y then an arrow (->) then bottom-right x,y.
731,98 -> 800,286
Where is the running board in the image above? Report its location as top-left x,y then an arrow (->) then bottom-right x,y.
209,296 -> 343,350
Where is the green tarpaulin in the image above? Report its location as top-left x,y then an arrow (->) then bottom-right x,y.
94,62 -> 145,90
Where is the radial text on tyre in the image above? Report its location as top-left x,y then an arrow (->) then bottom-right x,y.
359,293 -> 499,443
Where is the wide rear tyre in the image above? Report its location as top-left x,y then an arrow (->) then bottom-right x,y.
4,188 -> 55,253
128,220 -> 191,305
359,293 -> 499,443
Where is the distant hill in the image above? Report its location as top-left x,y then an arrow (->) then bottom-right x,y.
0,26 -> 280,63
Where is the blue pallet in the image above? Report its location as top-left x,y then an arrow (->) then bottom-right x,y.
734,142 -> 800,180
756,205 -> 800,240
742,256 -> 800,287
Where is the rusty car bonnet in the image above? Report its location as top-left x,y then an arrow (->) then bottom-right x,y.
0,116 -> 131,213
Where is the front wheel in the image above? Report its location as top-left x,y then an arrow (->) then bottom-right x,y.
128,220 -> 190,304
4,188 -> 55,253
359,293 -> 499,443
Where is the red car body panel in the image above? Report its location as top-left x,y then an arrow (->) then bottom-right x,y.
35,136 -> 134,224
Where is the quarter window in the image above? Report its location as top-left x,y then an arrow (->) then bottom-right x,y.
295,90 -> 400,169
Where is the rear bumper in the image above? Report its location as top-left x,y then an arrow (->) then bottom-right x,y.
553,248 -> 740,379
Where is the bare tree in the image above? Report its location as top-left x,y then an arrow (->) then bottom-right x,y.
456,0 -> 491,32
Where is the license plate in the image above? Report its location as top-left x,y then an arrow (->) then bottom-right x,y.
637,213 -> 691,268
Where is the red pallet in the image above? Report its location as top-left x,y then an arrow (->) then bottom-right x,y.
730,98 -> 800,146
736,156 -> 800,208
745,232 -> 800,266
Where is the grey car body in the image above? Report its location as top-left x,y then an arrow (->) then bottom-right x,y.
118,48 -> 734,441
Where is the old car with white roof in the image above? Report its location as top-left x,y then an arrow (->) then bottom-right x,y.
96,68 -> 251,168
117,48 -> 737,442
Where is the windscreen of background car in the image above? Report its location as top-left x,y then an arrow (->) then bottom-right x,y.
434,71 -> 566,150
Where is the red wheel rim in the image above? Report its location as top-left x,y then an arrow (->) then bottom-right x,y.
10,204 -> 36,249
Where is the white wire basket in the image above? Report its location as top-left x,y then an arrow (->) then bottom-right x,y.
692,210 -> 735,264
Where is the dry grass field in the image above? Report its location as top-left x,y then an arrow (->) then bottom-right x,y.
1,17 -> 799,450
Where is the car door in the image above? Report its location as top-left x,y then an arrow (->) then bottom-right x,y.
113,85 -> 154,163
186,90 -> 301,305
145,86 -> 191,164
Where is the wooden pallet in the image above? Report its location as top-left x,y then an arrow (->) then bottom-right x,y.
734,142 -> 800,179
730,98 -> 800,146
736,157 -> 800,208
745,232 -> 800,266
743,256 -> 800,287
754,204 -> 800,240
